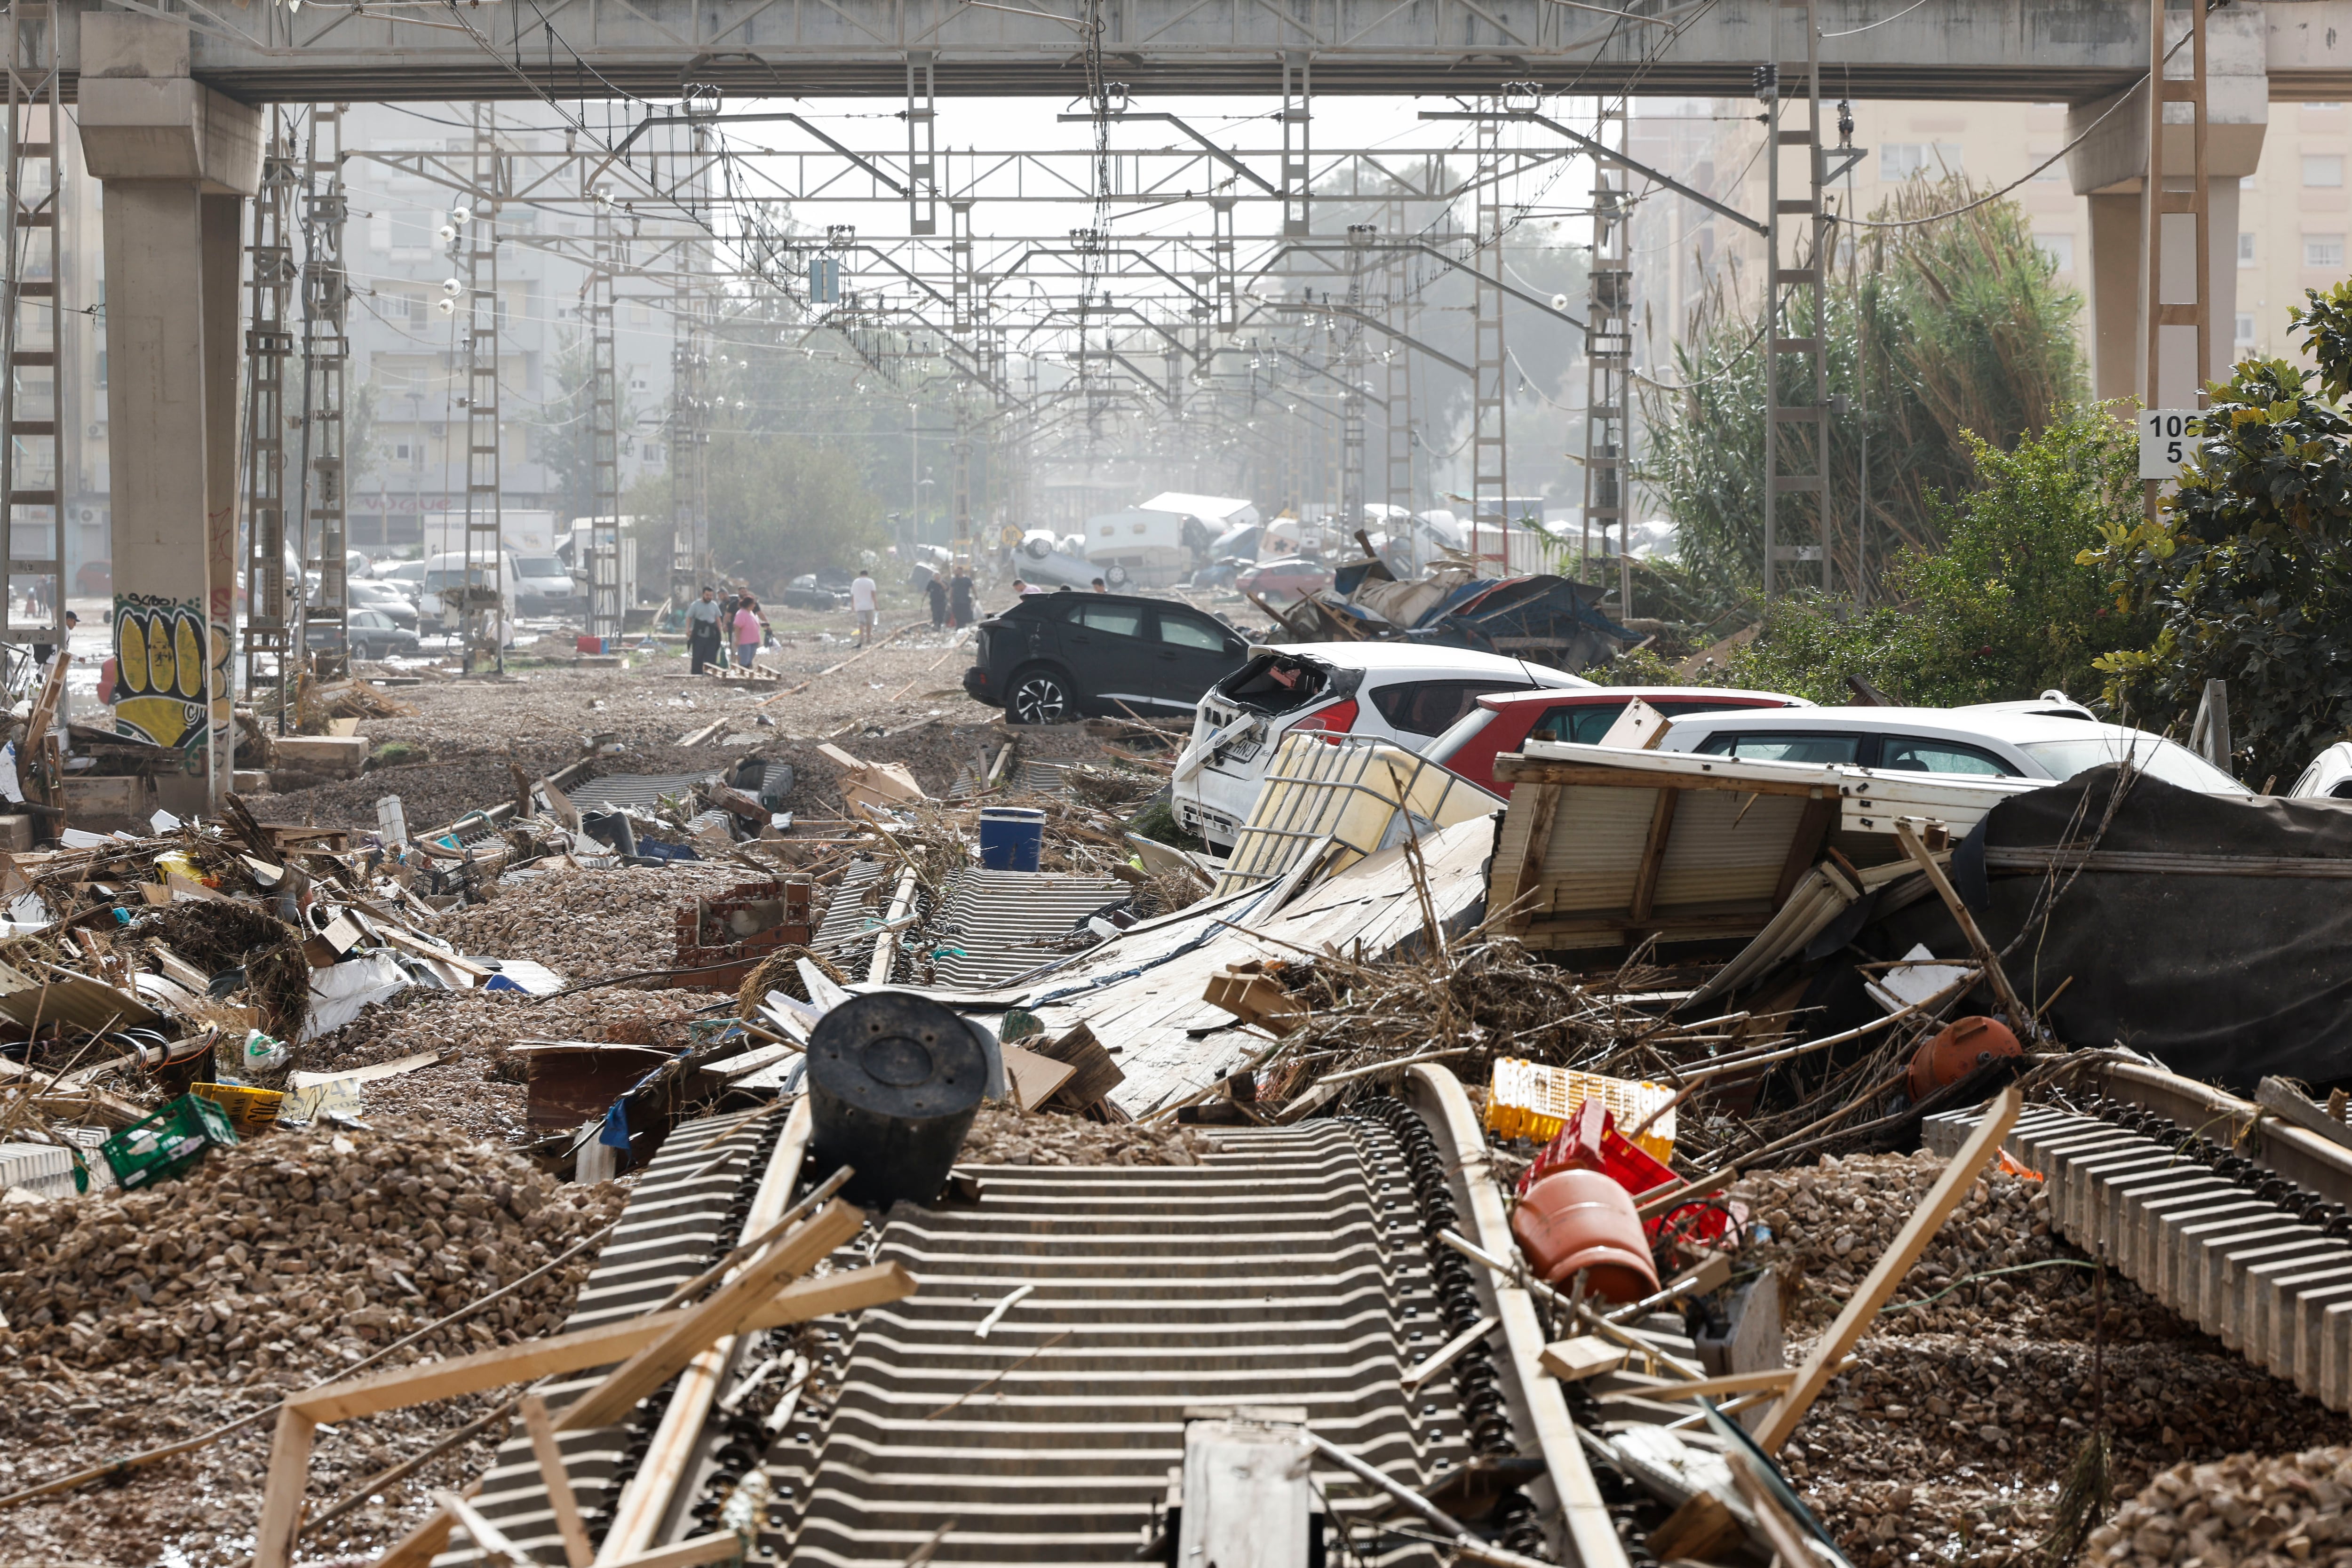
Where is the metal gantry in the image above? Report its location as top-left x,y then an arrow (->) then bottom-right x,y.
298,103 -> 351,676
1582,99 -> 1631,609
1761,0 -> 1831,599
460,100 -> 505,673
240,124 -> 299,710
1468,99 -> 1510,575
586,183 -> 624,645
0,2 -> 64,647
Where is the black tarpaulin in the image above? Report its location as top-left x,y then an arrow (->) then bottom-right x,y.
1861,764 -> 2352,1091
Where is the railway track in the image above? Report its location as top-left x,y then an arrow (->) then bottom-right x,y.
1925,1056 -> 2352,1418
422,1069 -> 1621,1568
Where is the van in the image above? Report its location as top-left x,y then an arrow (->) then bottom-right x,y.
418,552 -> 516,623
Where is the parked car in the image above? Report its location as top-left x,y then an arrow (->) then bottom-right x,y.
1235,557 -> 1333,605
308,608 -> 419,661
1173,645 -> 1591,850
373,559 -> 429,589
1189,557 -> 1249,591
2287,742 -> 2352,799
1427,685 -> 1812,796
779,573 -> 849,611
1655,701 -> 2252,794
349,579 -> 419,631
963,590 -> 1251,725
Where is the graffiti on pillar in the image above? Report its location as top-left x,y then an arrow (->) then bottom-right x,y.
112,594 -> 214,751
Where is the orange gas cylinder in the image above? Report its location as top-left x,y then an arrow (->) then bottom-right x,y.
1509,1167 -> 1660,1303
1908,1014 -> 2021,1101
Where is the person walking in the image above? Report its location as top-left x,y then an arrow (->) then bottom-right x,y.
686,586 -> 722,674
949,568 -> 974,629
850,566 -> 878,647
926,572 -> 948,629
732,596 -> 763,669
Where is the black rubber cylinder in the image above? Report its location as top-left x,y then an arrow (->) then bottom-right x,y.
805,991 -> 988,1209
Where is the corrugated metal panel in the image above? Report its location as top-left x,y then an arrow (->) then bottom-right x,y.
812,859 -> 890,961
1651,790 -> 1807,908
923,869 -> 1132,989
1532,786 -> 1655,912
571,772 -> 721,812
1216,734 -> 1500,896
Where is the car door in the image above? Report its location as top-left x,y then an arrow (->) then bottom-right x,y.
1367,679 -> 1541,745
1062,598 -> 1154,713
1149,607 -> 1246,710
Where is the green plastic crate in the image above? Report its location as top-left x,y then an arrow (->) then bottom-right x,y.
102,1093 -> 239,1190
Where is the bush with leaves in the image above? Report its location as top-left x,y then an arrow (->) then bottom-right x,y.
1625,408 -> 2148,707
1642,177 -> 2086,600
2084,284 -> 2352,786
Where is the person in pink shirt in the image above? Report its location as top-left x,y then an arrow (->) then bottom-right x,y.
732,598 -> 763,668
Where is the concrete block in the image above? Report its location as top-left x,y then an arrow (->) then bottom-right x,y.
2249,1252 -> 2352,1372
2213,1234 -> 2335,1347
2068,1148 -> 2175,1235
2155,1198 -> 2274,1301
63,773 -> 149,820
2288,1276 -> 2352,1394
272,734 -> 369,777
2187,1220 -> 2305,1329
233,769 -> 270,793
2121,1176 -> 2237,1275
0,814 -> 33,851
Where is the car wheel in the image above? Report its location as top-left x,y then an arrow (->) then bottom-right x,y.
1008,665 -> 1075,725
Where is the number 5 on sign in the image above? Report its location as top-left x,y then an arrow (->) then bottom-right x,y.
2140,409 -> 2198,480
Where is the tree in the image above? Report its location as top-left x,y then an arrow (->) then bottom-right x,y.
2084,284 -> 2352,786
1642,177 -> 2087,607
626,430 -> 883,589
1674,408 -> 2149,708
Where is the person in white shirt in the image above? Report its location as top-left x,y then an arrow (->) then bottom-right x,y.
685,587 -> 723,674
849,569 -> 878,646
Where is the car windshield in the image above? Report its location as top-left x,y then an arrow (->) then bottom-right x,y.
2018,735 -> 2252,794
515,557 -> 563,578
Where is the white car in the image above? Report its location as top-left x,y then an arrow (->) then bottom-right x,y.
1172,644 -> 1592,850
2288,743 -> 2352,800
1658,699 -> 2251,795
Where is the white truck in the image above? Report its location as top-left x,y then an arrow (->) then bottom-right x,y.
417,511 -> 581,618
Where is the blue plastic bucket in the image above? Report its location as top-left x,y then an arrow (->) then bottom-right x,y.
978,805 -> 1046,871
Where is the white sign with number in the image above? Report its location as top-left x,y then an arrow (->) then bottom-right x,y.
2139,409 -> 2198,480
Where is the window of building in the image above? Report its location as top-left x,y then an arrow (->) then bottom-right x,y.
2309,102 -> 2346,111
2237,313 -> 2257,347
2307,234 -> 2346,269
2035,233 -> 2075,271
2309,154 -> 2347,187
2241,231 -> 2257,266
1882,142 -> 1962,180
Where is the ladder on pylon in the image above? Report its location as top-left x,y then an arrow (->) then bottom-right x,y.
1762,0 -> 1832,598
0,2 -> 64,658
586,176 -> 621,645
1582,99 -> 1633,611
240,121 -> 300,714
460,101 -> 504,673
299,103 -> 351,677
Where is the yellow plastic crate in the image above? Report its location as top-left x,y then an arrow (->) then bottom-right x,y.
191,1082 -> 285,1140
1484,1059 -> 1676,1162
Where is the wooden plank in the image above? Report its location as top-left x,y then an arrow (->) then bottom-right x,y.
1894,819 -> 2030,1033
251,1406 -> 318,1568
1493,757 -> 1829,796
438,1489 -> 529,1565
1772,792 -> 1839,906
1626,787 -> 1678,924
1610,1366 -> 1799,1402
1495,781 -> 1561,921
556,1200 -> 866,1432
522,1394 -> 594,1568
294,1262 -> 912,1423
369,1484 -> 470,1568
2258,1077 -> 2352,1155
1754,1086 -> 2021,1451
604,1533 -> 765,1568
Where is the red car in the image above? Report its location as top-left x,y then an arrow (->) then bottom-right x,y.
1234,556 -> 1334,606
1426,685 -> 1812,796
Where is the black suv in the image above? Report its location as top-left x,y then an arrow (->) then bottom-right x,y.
963,590 -> 1252,724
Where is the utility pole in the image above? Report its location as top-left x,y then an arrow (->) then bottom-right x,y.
1340,226 -> 1371,531
1470,98 -> 1510,576
460,100 -> 504,674
1761,0 -> 1831,599
241,124 -> 298,721
298,104 -> 350,682
1583,98 -> 1632,610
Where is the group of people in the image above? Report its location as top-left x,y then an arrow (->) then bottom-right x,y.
686,588 -> 771,675
924,568 -> 977,632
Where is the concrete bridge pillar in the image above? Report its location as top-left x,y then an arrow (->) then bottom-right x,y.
73,15 -> 257,799
2068,6 -> 2268,410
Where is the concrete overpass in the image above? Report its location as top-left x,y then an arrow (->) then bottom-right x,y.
43,0 -> 2342,797
40,0 -> 2352,101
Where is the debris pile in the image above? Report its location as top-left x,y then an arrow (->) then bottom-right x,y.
2088,1448 -> 2352,1568
0,1124 -> 625,1381
958,1103 -> 1208,1168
